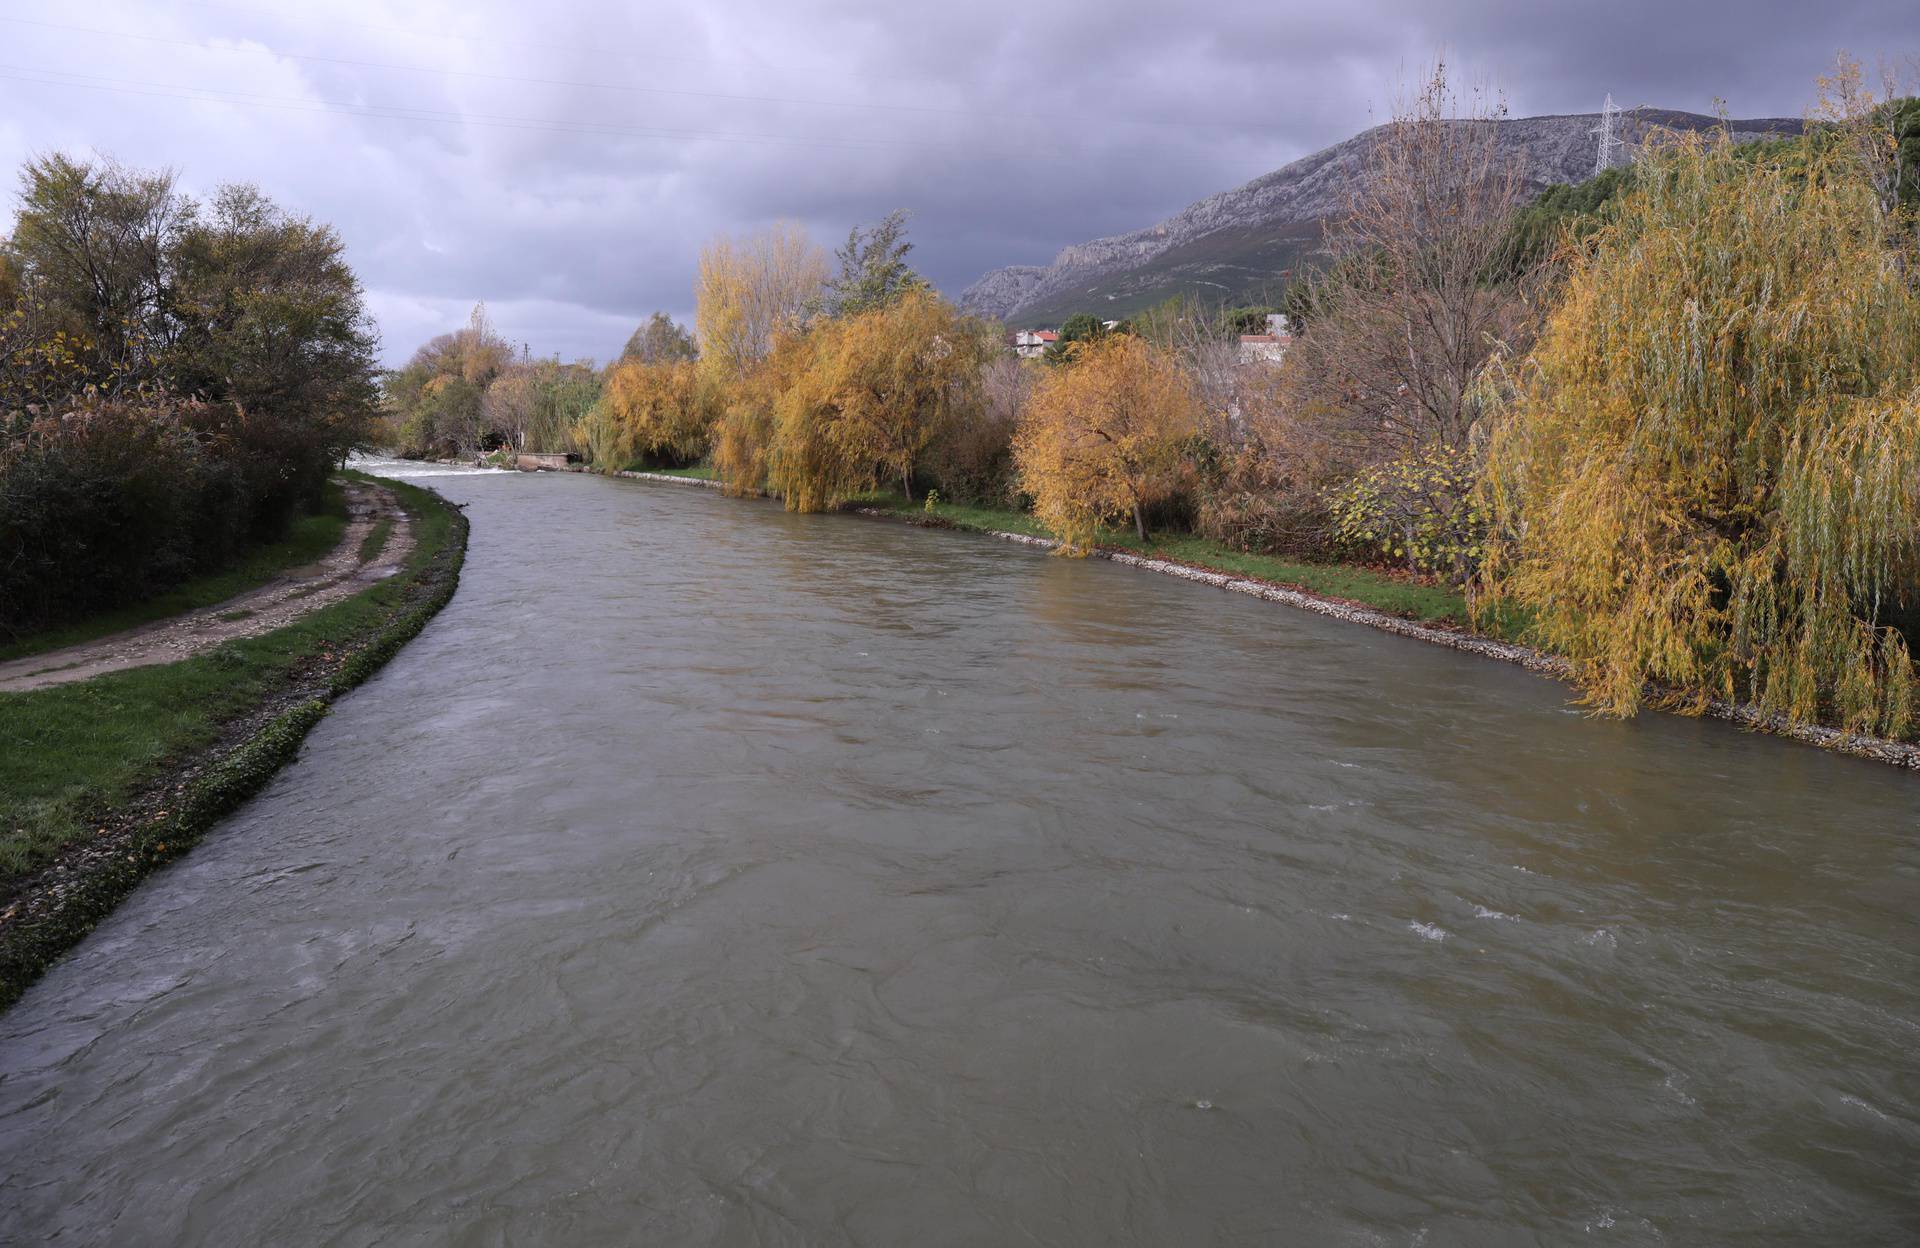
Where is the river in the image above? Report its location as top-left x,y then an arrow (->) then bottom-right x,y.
1,460 -> 1915,1245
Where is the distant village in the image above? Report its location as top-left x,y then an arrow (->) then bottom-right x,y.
1006,314 -> 1292,364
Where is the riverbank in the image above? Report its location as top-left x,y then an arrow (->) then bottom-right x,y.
615,467 -> 1920,771
0,471 -> 468,1010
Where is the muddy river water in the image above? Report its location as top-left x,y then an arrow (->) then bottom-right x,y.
2,461 -> 1915,1245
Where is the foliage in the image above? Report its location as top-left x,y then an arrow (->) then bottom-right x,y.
2,153 -> 187,402
589,357 -> 717,467
1013,335 -> 1200,547
1,154 -> 380,636
1479,130 -> 1920,735
922,353 -> 1031,507
620,311 -> 697,364
711,330 -> 808,496
1221,305 -> 1283,336
768,289 -> 992,509
694,224 -> 828,383
382,303 -> 515,455
1327,444 -> 1485,582
1494,165 -> 1635,280
817,210 -> 928,318
481,357 -> 600,455
1042,312 -> 1113,365
1196,440 -> 1339,559
0,398 -> 243,634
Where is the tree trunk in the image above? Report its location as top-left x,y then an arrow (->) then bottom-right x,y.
1133,500 -> 1148,543
901,464 -> 913,502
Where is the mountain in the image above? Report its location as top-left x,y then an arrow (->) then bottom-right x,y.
959,108 -> 1805,327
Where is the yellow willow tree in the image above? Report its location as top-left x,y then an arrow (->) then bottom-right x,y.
1013,335 -> 1201,549
693,223 -> 827,384
597,357 -> 717,466
711,329 -> 809,496
1478,130 -> 1920,736
768,289 -> 991,511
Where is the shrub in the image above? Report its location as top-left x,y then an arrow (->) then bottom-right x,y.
1327,444 -> 1485,582
0,398 -> 257,635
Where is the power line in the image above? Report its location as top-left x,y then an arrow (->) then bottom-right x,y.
1,14 -> 1043,127
0,12 -> 1258,135
0,63 -> 1068,160
165,0 -> 714,67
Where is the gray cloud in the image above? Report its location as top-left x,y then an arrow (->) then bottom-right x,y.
1,0 -> 1910,364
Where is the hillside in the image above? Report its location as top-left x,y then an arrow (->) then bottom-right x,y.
960,108 -> 1804,327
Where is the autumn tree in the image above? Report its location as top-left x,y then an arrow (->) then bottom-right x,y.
710,328 -> 808,496
484,357 -> 600,453
383,303 -> 514,454
591,357 -> 717,467
693,224 -> 827,382
5,153 -> 189,393
768,288 -> 991,510
1013,335 -> 1200,548
621,311 -> 696,364
1478,130 -> 1920,736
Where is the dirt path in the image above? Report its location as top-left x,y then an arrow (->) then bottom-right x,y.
0,479 -> 417,694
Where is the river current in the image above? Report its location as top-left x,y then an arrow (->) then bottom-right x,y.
2,460 -> 1915,1245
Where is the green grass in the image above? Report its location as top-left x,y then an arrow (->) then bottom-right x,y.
0,472 -> 458,886
0,482 -> 352,663
358,516 -> 394,563
852,492 -> 1472,625
639,462 -> 717,480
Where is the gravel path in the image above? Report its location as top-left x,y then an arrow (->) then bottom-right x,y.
0,479 -> 415,694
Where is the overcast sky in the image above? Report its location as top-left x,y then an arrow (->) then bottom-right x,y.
1,1 -> 1910,365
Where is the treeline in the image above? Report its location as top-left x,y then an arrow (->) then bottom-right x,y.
0,155 -> 379,636
385,60 -> 1919,741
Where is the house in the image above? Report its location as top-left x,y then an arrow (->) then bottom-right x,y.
1009,329 -> 1058,359
1237,332 -> 1291,365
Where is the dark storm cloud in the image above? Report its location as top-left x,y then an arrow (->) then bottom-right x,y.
1,0 -> 1911,362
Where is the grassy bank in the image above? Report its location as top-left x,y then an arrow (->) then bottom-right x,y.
0,481 -> 353,663
852,492 -> 1473,626
0,469 -> 467,1010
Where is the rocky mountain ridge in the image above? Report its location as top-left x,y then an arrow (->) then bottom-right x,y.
960,108 -> 1804,326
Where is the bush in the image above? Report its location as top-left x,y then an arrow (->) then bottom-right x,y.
1196,443 -> 1338,559
0,399 -> 261,635
1327,444 -> 1485,582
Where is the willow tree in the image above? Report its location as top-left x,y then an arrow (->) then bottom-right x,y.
768,288 -> 989,511
693,223 -> 826,383
1012,335 -> 1200,549
1478,131 -> 1920,736
596,357 -> 717,466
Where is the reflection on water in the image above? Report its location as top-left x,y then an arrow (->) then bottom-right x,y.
2,460 -> 1916,1245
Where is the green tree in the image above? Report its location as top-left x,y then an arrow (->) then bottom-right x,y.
819,209 -> 928,318
1042,313 -> 1109,365
621,311 -> 696,364
6,153 -> 190,393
